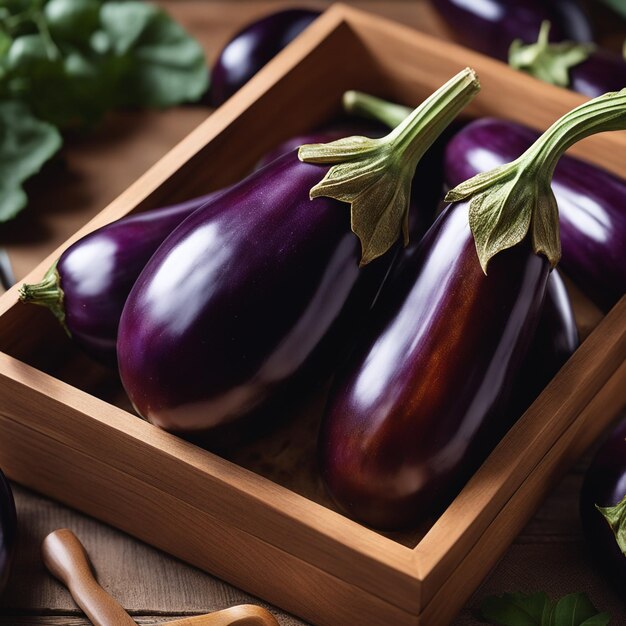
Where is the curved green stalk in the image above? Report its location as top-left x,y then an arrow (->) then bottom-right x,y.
299,68 -> 480,265
597,494 -> 626,556
508,21 -> 594,88
342,90 -> 410,130
343,87 -> 626,273
446,88 -> 626,272
18,262 -> 69,335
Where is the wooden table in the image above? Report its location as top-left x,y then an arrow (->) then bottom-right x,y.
0,2 -> 624,624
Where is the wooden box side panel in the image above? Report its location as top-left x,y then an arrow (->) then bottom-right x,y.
0,351 -> 420,613
420,361 -> 626,625
416,297 -> 626,603
0,414 -> 419,626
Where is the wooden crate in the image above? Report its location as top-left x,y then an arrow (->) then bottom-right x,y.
0,5 -> 624,625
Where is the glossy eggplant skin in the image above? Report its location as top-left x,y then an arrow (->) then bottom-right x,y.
430,0 -> 591,60
444,118 -> 626,311
118,151 -> 394,434
511,269 -> 578,415
56,191 -> 222,365
580,415 -> 626,593
0,470 -> 16,596
320,200 -> 549,530
569,50 -> 626,99
209,9 -> 320,106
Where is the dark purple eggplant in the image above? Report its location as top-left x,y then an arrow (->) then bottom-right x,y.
0,469 -> 16,595
19,126 -> 377,366
511,269 -> 578,415
580,415 -> 626,593
444,118 -> 626,311
209,9 -> 320,107
19,191 -> 222,365
430,0 -> 591,60
117,70 -> 481,434
508,22 -> 626,98
568,49 -> 626,98
319,201 -> 549,529
117,153 -> 385,432
321,89 -> 625,530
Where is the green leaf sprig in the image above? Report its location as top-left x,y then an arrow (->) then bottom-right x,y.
508,21 -> 595,89
0,0 -> 208,221
480,591 -> 610,626
298,68 -> 480,265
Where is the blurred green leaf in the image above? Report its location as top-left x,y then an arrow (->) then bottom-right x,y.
0,100 -> 62,220
480,592 -> 610,626
100,1 -> 208,107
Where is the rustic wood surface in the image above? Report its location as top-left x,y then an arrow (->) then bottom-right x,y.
0,1 -> 624,625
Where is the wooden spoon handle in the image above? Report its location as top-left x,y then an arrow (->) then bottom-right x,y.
166,605 -> 280,626
42,529 -> 137,626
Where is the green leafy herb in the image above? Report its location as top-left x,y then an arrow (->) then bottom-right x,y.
99,2 -> 207,108
597,493 -> 626,555
481,591 -> 611,626
299,68 -> 480,265
509,21 -> 595,88
0,100 -> 61,221
0,0 -> 209,220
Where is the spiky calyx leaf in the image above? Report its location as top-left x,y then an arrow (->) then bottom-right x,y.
509,21 -> 595,88
299,68 -> 480,265
597,494 -> 626,556
446,88 -> 626,273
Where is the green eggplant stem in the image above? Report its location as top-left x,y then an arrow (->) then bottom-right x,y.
344,87 -> 626,272
18,262 -> 68,334
446,88 -> 626,272
299,68 -> 480,265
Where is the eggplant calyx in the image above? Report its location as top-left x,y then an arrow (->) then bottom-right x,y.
509,21 -> 595,88
597,494 -> 626,556
299,67 -> 480,266
445,88 -> 626,273
18,262 -> 68,334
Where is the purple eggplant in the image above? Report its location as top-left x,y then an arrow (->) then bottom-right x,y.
320,200 -> 549,529
444,118 -> 626,311
19,126 -> 377,366
580,415 -> 626,593
19,192 -> 223,365
117,69 -> 481,435
0,470 -> 16,595
209,9 -> 320,107
508,22 -> 626,98
430,0 -> 591,60
320,89 -> 625,530
568,49 -> 626,98
117,152 -> 391,433
511,269 -> 578,415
